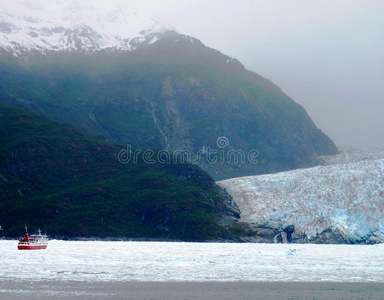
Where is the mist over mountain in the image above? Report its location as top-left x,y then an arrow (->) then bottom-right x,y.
0,0 -> 337,181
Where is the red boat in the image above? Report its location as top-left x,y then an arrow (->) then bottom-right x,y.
18,227 -> 48,250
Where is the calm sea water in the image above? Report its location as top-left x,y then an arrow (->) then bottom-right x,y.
1,240 -> 383,282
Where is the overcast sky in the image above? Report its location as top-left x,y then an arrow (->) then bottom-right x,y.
129,0 -> 384,148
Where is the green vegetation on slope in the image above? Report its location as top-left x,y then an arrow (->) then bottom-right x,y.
0,34 -> 337,180
0,103 -> 239,239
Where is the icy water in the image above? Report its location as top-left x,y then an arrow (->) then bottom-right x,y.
1,240 -> 383,282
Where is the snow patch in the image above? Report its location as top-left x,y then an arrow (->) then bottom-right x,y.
0,0 -> 174,55
226,57 -> 234,64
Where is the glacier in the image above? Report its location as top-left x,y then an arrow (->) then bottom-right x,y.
218,149 -> 384,244
0,0 -> 173,56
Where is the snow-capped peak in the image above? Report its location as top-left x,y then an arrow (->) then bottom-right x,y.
0,0 -> 174,56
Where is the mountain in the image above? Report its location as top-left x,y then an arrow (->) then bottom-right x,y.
0,1 -> 338,180
0,103 -> 241,240
218,149 -> 384,244
0,0 -> 173,55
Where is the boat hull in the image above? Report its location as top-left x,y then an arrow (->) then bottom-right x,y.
17,244 -> 48,250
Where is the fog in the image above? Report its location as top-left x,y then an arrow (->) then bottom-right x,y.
132,0 -> 384,148
5,0 -> 383,147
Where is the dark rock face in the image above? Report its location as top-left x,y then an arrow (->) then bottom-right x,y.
215,187 -> 241,226
292,228 -> 348,244
284,225 -> 295,243
235,224 -> 281,243
234,224 -> 355,244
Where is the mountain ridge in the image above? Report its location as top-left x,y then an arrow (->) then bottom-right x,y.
0,0 -> 338,181
0,0 -> 173,56
0,31 -> 338,180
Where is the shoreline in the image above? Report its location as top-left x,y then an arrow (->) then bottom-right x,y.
2,281 -> 384,300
